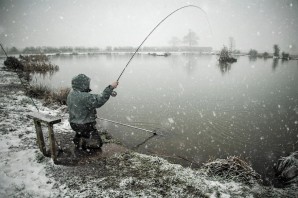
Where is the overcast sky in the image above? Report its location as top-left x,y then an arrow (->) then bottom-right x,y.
0,0 -> 298,53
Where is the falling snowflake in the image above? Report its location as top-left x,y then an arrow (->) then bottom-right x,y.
212,111 -> 216,117
199,112 -> 203,118
168,118 -> 174,124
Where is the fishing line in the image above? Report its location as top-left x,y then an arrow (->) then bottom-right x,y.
116,5 -> 213,82
98,117 -> 166,136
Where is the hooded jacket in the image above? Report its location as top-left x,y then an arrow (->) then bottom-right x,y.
67,74 -> 114,124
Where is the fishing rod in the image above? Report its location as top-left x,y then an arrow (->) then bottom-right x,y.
0,43 -> 8,57
111,5 -> 211,97
98,117 -> 163,136
107,5 -> 212,134
112,5 -> 212,94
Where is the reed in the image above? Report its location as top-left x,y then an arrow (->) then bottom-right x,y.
23,62 -> 59,72
27,84 -> 70,105
19,54 -> 59,73
20,54 -> 49,62
45,87 -> 71,105
26,84 -> 51,99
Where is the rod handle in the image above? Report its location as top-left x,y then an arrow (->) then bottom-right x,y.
111,91 -> 117,97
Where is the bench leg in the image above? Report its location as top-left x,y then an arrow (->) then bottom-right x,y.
48,124 -> 57,163
33,120 -> 46,155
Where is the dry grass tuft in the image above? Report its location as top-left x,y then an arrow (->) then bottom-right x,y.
20,54 -> 49,62
26,84 -> 51,99
202,156 -> 262,185
19,54 -> 59,73
45,87 -> 71,105
27,84 -> 70,105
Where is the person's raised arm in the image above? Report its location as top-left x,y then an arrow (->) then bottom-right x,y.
89,81 -> 119,108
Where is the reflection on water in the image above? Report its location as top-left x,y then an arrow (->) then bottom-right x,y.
272,59 -> 279,71
184,54 -> 199,75
248,56 -> 257,62
35,54 -> 297,184
218,62 -> 231,74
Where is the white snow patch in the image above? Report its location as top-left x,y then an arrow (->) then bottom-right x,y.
0,149 -> 53,197
119,177 -> 133,188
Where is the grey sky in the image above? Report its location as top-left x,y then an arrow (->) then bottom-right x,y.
0,0 -> 298,53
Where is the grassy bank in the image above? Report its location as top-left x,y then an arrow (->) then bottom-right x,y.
3,54 -> 67,106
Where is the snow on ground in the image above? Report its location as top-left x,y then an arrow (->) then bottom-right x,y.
0,67 -> 297,197
0,69 -> 56,197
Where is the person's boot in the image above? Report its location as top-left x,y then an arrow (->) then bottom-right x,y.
86,131 -> 103,149
73,136 -> 81,149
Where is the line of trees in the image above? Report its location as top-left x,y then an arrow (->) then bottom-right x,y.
0,30 -> 204,55
1,45 -> 213,55
0,46 -> 102,55
248,44 -> 292,60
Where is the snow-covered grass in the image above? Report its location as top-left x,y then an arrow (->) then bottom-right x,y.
0,67 -> 297,197
0,149 -> 54,197
0,71 -> 56,197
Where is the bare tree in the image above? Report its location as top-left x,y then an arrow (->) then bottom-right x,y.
183,29 -> 199,47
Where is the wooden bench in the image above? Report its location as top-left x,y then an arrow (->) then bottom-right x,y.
27,112 -> 61,163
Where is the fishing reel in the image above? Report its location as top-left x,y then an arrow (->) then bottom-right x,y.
111,91 -> 117,97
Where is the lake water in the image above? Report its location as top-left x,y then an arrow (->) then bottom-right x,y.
35,53 -> 298,184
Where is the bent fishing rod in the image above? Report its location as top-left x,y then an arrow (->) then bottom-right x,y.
110,5 -> 212,98
107,5 -> 212,135
116,5 -> 212,82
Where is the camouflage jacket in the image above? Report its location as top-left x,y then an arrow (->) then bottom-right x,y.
67,74 -> 113,124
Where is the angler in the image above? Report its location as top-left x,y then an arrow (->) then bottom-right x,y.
67,74 -> 118,151
66,5 -> 211,150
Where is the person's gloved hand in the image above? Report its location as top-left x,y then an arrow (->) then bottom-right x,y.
110,81 -> 119,89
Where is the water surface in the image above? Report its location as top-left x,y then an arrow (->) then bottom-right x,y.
35,54 -> 298,184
